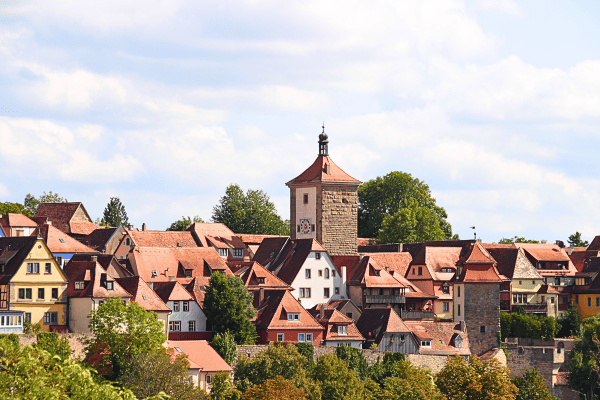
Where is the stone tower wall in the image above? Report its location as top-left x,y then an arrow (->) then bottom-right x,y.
289,188 -> 297,239
464,283 -> 500,355
320,185 -> 358,256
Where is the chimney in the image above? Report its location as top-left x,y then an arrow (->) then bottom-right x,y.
259,287 -> 265,304
91,255 -> 98,262
460,320 -> 466,333
142,223 -> 146,231
148,282 -> 154,289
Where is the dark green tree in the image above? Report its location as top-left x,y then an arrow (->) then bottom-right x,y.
101,197 -> 129,228
84,297 -> 166,380
357,171 -> 453,240
24,191 -> 68,215
35,332 -> 72,359
512,368 -> 557,400
568,232 -> 589,247
212,184 -> 289,235
0,202 -> 31,217
498,236 -> 539,244
557,305 -> 581,338
241,376 -> 307,400
211,331 -> 238,365
335,345 -> 369,380
377,199 -> 445,244
313,354 -> 364,400
167,215 -> 204,231
212,371 -> 242,400
203,272 -> 257,345
568,316 -> 600,398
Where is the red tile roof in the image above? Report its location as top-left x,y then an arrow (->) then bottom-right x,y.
115,276 -> 171,312
166,340 -> 232,372
230,261 -> 292,291
79,228 -> 117,251
237,234 -> 289,245
153,281 -> 194,303
308,305 -> 364,342
64,261 -> 132,299
127,229 -> 198,248
462,242 -> 496,265
254,290 -> 324,331
0,213 -> 38,228
367,253 -> 413,277
0,237 -> 42,284
403,320 -> 470,355
70,221 -> 100,236
286,156 -> 361,186
515,243 -> 571,262
355,308 -> 410,344
69,254 -> 133,279
34,224 -> 97,253
570,250 -> 600,273
588,236 -> 600,251
410,246 -> 462,281
34,202 -> 92,234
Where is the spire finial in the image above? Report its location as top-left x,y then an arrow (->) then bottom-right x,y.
318,123 -> 329,156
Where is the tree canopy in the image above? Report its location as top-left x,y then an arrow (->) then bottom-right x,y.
101,197 -> 130,228
0,201 -> 32,217
568,231 -> 589,247
500,312 -> 560,341
568,315 -> 600,398
24,191 -> 68,215
84,297 -> 166,380
512,368 -> 556,400
357,171 -> 454,242
212,184 -> 289,236
498,236 -> 539,244
211,331 -> 238,365
167,215 -> 204,231
203,272 -> 257,345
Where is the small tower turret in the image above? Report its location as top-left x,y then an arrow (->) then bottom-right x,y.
318,124 -> 329,156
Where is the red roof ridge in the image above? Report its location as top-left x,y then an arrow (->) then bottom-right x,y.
286,156 -> 361,186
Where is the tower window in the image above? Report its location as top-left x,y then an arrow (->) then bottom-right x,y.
303,194 -> 309,204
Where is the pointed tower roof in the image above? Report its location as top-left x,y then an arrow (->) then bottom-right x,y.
286,129 -> 361,186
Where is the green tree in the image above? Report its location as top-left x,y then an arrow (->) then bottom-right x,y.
568,316 -> 600,398
24,191 -> 68,215
357,171 -> 453,240
101,197 -> 129,228
167,215 -> 204,231
498,236 -> 539,244
500,312 -> 560,340
557,305 -> 581,338
377,198 -> 445,244
242,376 -> 307,400
212,184 -> 289,235
119,348 -> 208,400
314,354 -> 364,400
0,201 -> 32,217
294,342 -> 316,369
335,345 -> 369,380
568,231 -> 589,248
212,371 -> 242,400
211,331 -> 238,365
84,297 -> 166,380
36,332 -> 72,359
203,272 -> 257,345
436,355 -> 518,400
512,368 -> 556,400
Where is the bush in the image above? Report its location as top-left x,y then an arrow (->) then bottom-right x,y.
0,334 -> 19,347
23,320 -> 42,334
36,332 -> 72,359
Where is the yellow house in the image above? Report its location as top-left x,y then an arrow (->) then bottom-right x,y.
0,236 -> 68,331
572,277 -> 600,319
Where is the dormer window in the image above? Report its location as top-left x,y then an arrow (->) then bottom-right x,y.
185,270 -> 192,278
442,285 -> 449,294
315,252 -> 321,260
232,248 -> 243,258
74,281 -> 84,290
338,325 -> 347,335
106,281 -> 114,290
258,277 -> 265,284
374,269 -> 380,277
287,313 -> 300,321
218,248 -> 228,257
59,238 -> 65,243
125,238 -> 131,246
151,270 -> 157,278
420,340 -> 431,347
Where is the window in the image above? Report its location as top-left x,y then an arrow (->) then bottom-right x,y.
332,269 -> 336,277
324,269 -> 330,279
589,297 -> 592,307
378,288 -> 384,295
43,312 -> 58,325
457,304 -> 461,316
318,270 -> 323,277
173,301 -> 180,312
512,294 -> 517,303
480,326 -> 486,333
55,256 -> 63,266
52,288 -> 58,300
457,286 -> 461,297
287,313 -> 300,321
299,288 -> 311,298
305,269 -> 311,279
420,340 -> 431,347
576,295 -> 579,305
541,296 -> 545,303
335,287 -> 340,295
442,285 -> 449,294
519,281 -> 522,285
550,297 -> 554,304
27,263 -> 40,274
183,301 -> 189,312
16,230 -> 24,237
169,321 -> 181,331
206,375 -> 212,385
189,320 -> 196,331
374,270 -> 380,277
125,238 -> 131,246
596,297 -> 600,307
18,288 -> 32,300
185,270 -> 192,278
45,263 -> 52,274
233,248 -> 243,258
106,281 -> 114,290
151,270 -> 157,278
24,313 -> 31,323
443,302 -> 449,312
306,333 -> 313,342
315,252 -> 321,260
418,267 -> 422,276
338,325 -> 347,335
38,288 -> 45,299
532,280 -> 536,285
218,248 -> 228,257
303,193 -> 309,204
324,288 -> 330,298
257,277 -> 265,284
298,333 -> 306,342
277,333 -> 285,342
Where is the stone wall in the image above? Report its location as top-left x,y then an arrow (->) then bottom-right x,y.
320,185 -> 358,256
464,283 -> 500,355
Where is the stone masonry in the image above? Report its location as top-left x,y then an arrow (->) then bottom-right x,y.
319,185 -> 358,256
464,283 -> 500,356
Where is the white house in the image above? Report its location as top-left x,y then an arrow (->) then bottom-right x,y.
152,281 -> 208,337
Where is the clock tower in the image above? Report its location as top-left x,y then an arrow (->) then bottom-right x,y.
286,127 -> 361,256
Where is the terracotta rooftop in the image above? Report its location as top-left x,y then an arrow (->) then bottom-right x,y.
484,246 -> 542,280
34,224 -> 97,254
0,213 -> 38,229
79,228 -> 117,252
34,202 -> 94,235
403,320 -> 470,355
588,236 -> 600,251
0,237 -> 39,284
515,243 -> 571,262
308,305 -> 364,342
116,276 -> 170,312
166,340 -> 232,372
229,261 -> 292,291
254,290 -> 324,332
286,155 -> 361,186
127,229 -> 198,248
153,281 -> 194,303
65,261 -> 132,299
570,250 -> 600,273
69,254 -> 133,279
355,308 -> 410,344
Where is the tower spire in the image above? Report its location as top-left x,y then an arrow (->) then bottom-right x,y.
318,123 -> 329,156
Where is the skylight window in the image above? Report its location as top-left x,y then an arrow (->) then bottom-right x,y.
59,238 -> 65,243
175,347 -> 182,353
142,295 -> 148,300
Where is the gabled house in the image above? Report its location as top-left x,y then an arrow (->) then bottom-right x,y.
153,281 -> 209,340
34,223 -> 98,268
229,260 -> 292,307
115,276 -> 171,334
237,234 -> 289,258
403,320 -> 470,356
34,202 -> 98,239
0,213 -> 38,237
356,307 -> 416,353
69,253 -> 133,279
64,257 -> 133,333
569,248 -> 600,273
308,304 -> 364,348
79,225 -> 127,255
166,340 -> 233,392
253,238 -> 347,309
0,236 -> 68,331
188,223 -> 250,261
254,289 -> 324,345
326,298 -> 362,323
572,257 -> 600,319
114,228 -> 198,260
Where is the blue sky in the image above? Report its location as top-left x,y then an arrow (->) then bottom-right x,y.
1,0 -> 600,243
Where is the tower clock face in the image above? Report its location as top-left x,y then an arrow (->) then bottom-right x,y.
299,218 -> 311,234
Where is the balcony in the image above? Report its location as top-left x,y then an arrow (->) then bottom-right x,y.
399,310 -> 435,320
365,295 -> 406,304
511,304 -> 547,314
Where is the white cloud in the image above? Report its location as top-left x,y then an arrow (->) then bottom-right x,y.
476,0 -> 523,17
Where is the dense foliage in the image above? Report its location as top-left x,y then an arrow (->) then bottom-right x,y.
512,368 -> 557,400
101,197 -> 130,227
167,215 -> 204,231
357,171 -> 454,242
498,237 -> 539,244
212,184 -> 289,236
568,315 -> 600,398
556,305 -> 582,338
0,201 -> 32,217
36,332 -> 72,359
568,231 -> 589,247
500,311 -> 560,341
24,191 -> 68,215
203,272 -> 257,345
211,331 -> 238,365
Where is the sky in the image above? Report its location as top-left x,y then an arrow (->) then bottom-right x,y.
1,0 -> 600,243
